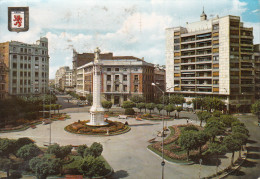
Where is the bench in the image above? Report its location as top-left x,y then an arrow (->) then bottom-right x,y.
118,115 -> 128,119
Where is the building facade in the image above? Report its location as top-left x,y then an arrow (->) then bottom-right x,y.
55,66 -> 69,88
254,44 -> 260,100
75,53 -> 154,105
154,64 -> 166,102
0,37 -> 49,96
166,11 -> 255,112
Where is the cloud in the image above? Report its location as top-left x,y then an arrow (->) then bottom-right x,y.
0,0 -> 259,79
252,9 -> 260,13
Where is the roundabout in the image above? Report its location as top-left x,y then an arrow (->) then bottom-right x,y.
65,119 -> 131,136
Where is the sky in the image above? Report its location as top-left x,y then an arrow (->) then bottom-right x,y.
0,0 -> 259,79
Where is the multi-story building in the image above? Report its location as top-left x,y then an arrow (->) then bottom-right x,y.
254,44 -> 260,100
75,52 -> 154,105
166,10 -> 255,112
55,66 -> 69,88
64,70 -> 73,91
154,64 -> 166,102
0,37 -> 49,96
0,61 -> 8,99
72,49 -> 116,88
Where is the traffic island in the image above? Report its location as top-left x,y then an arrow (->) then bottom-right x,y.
65,119 -> 130,136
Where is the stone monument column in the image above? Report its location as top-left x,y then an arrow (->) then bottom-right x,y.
87,47 -> 107,126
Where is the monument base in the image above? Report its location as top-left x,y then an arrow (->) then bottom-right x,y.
86,111 -> 108,126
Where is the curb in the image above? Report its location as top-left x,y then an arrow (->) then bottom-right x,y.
147,147 -> 194,165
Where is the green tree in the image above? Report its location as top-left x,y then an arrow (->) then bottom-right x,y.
164,104 -> 175,116
156,104 -> 164,115
16,143 -> 41,160
196,130 -> 209,155
0,158 -> 12,177
176,106 -> 183,119
59,145 -> 73,159
159,95 -> 169,105
204,120 -> 225,142
232,132 -> 248,158
192,97 -> 203,110
90,142 -> 103,158
223,135 -> 241,166
86,94 -> 93,105
146,103 -> 156,114
122,101 -> 135,109
77,144 -> 88,157
130,95 -> 144,103
136,103 -> 146,113
212,110 -> 222,117
46,143 -> 60,157
102,101 -> 113,112
78,155 -> 106,177
0,138 -> 15,156
220,115 -> 238,128
207,142 -> 227,174
29,155 -> 62,179
178,130 -> 198,161
170,95 -> 185,106
251,100 -> 260,114
232,125 -> 249,137
197,111 -> 211,126
15,137 -> 34,152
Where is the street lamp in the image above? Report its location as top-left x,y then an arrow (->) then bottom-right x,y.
152,82 -> 165,179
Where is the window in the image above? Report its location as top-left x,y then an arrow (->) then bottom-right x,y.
115,68 -> 119,71
134,85 -> 138,92
24,72 -> 27,77
20,64 -> 23,68
35,72 -> 39,77
42,43 -> 45,47
20,72 -> 23,76
115,85 -> 119,91
20,80 -> 23,84
134,75 -> 138,81
13,55 -> 17,59
13,63 -> 17,68
13,71 -> 17,76
25,56 -> 27,60
28,64 -> 31,69
123,75 -> 127,81
107,68 -> 111,71
20,56 -> 23,60
123,68 -> 127,71
107,85 -> 111,92
20,48 -> 23,52
28,72 -> 31,77
124,95 -> 128,101
106,95 -> 111,101
35,64 -> 39,69
25,48 -> 27,53
134,68 -> 138,71
107,75 -> 111,81
35,57 -> 39,61
42,50 -> 44,55
123,85 -> 127,92
12,79 -> 17,83
24,64 -> 27,69
213,56 -> 219,61
115,75 -> 119,81
13,47 -> 16,51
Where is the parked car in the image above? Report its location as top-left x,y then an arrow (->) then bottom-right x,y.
77,101 -> 86,107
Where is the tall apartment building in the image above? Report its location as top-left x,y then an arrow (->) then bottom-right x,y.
166,10 -> 255,112
55,66 -> 69,88
0,37 -> 49,96
253,44 -> 260,100
0,61 -> 8,99
76,52 -> 154,105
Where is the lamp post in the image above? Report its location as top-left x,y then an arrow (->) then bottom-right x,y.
152,82 -> 165,179
49,89 -> 52,146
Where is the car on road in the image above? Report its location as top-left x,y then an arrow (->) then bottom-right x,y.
77,101 -> 86,107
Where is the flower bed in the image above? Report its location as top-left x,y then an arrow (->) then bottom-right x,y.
150,124 -> 208,161
65,120 -> 130,136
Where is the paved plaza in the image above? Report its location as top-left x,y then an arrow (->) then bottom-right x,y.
0,111 -> 244,179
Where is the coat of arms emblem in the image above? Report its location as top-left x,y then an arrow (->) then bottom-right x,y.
8,7 -> 29,32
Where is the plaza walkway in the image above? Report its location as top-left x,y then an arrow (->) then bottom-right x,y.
0,111 -> 246,179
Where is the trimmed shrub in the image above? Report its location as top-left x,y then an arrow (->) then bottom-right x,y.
124,108 -> 135,115
183,125 -> 199,132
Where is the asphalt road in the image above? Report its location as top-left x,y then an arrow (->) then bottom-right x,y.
226,114 -> 260,179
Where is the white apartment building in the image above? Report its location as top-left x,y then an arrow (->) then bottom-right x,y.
166,10 -> 255,112
0,37 -> 49,95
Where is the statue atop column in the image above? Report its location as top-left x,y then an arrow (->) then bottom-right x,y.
94,47 -> 101,63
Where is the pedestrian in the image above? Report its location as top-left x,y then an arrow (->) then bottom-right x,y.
187,119 -> 189,124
